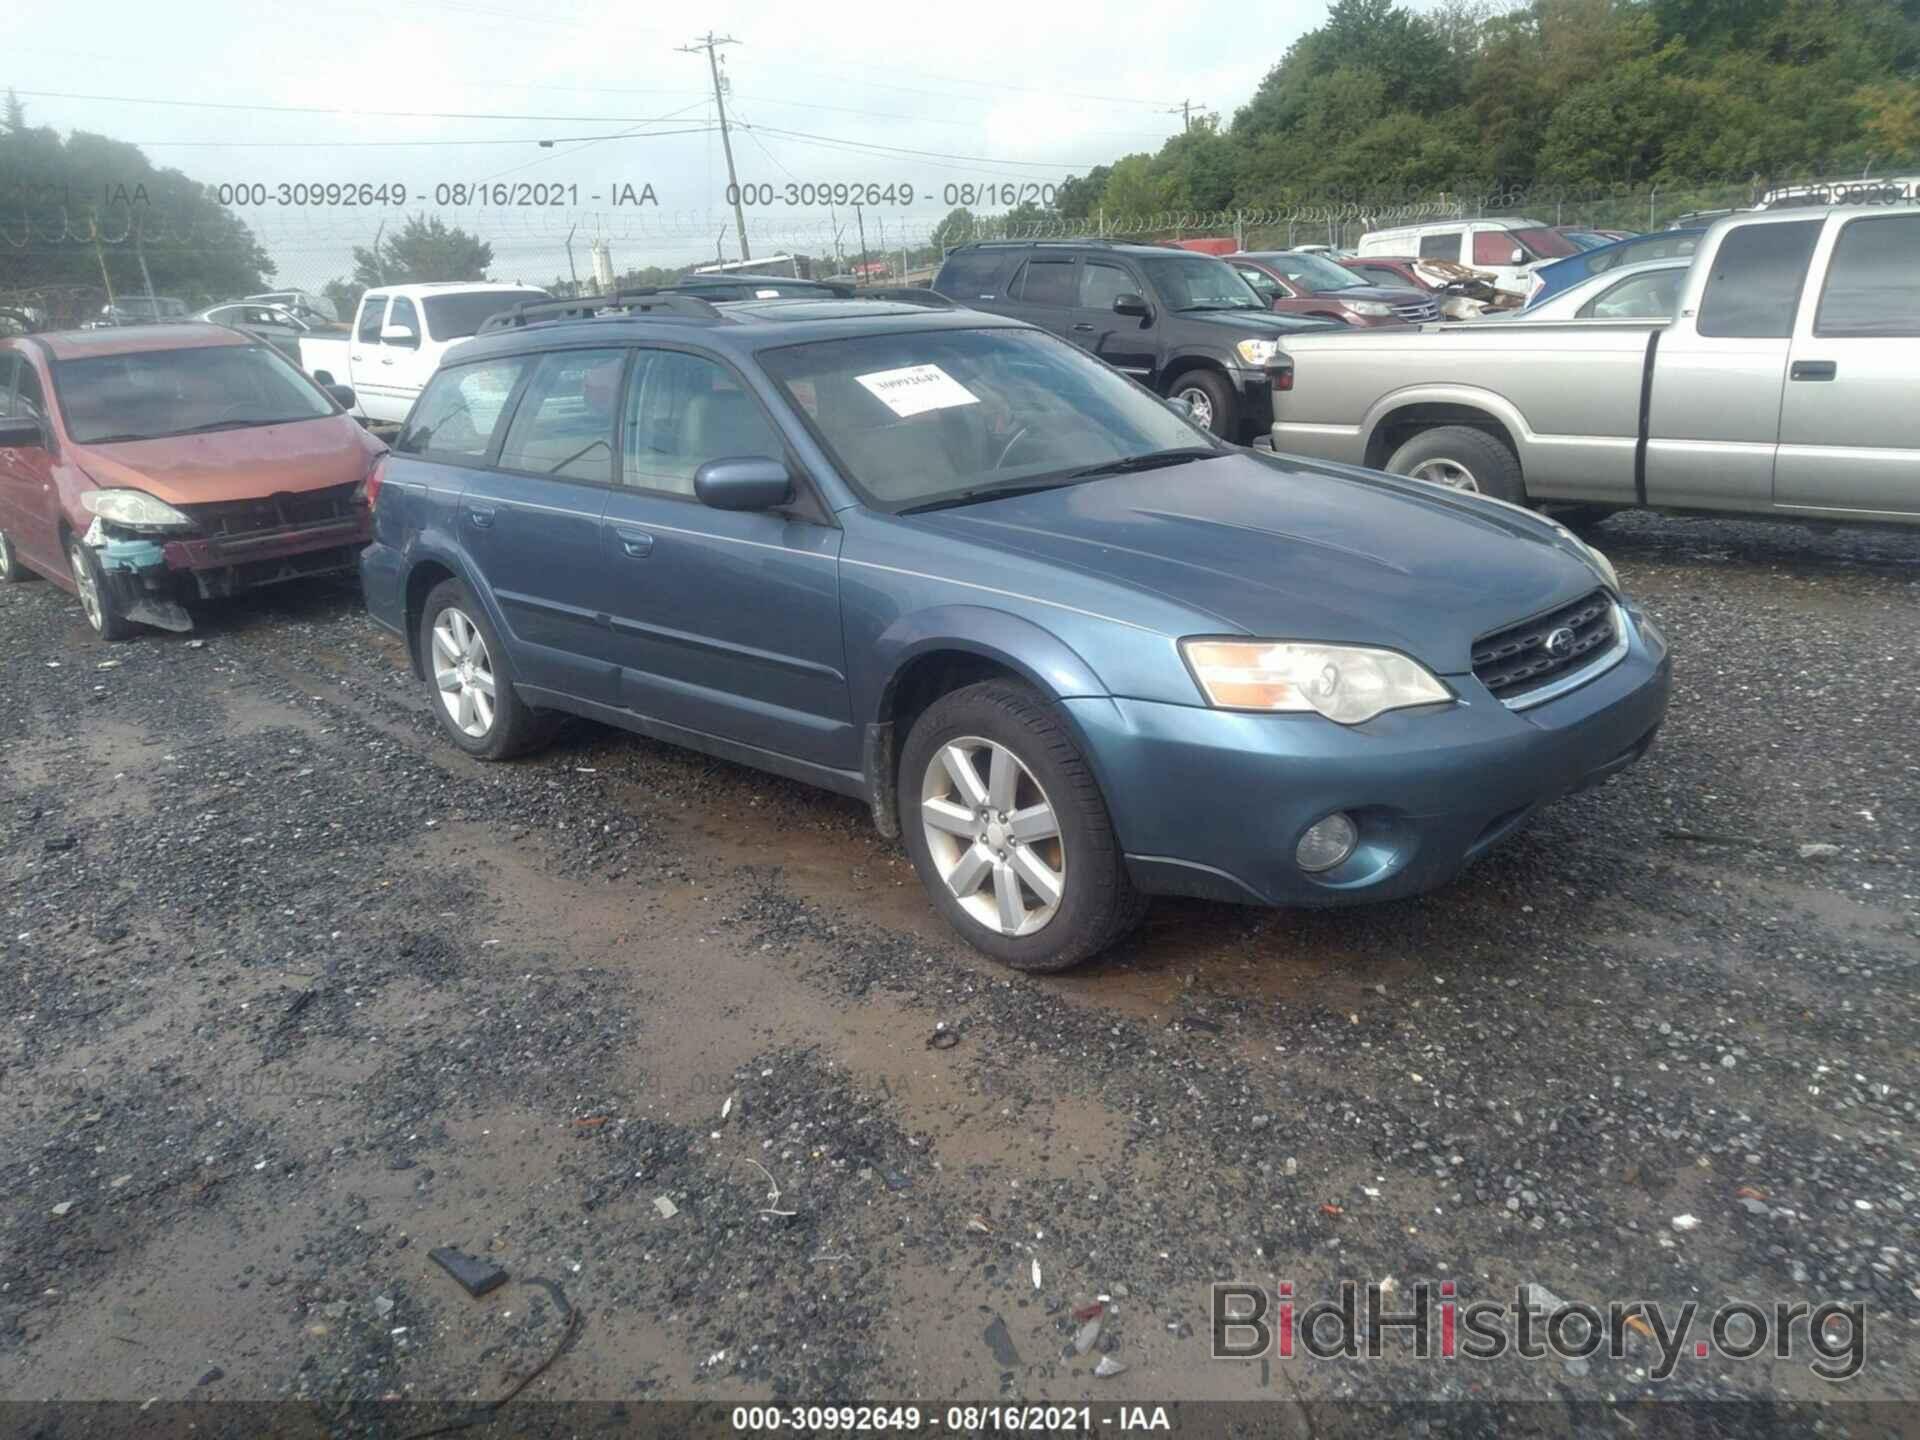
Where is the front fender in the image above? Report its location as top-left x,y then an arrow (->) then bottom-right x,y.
866,605 -> 1108,724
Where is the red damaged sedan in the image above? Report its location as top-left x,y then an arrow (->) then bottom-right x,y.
0,325 -> 383,639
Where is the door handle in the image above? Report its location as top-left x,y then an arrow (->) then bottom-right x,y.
380,357 -> 396,366
613,528 -> 654,558
1790,359 -> 1837,381
1071,323 -> 1095,332
465,505 -> 495,529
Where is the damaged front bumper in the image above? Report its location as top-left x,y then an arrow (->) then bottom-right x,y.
84,508 -> 373,632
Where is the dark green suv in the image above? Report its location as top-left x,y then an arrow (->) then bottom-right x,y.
931,240 -> 1341,440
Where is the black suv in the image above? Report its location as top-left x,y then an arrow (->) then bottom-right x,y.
931,240 -> 1341,440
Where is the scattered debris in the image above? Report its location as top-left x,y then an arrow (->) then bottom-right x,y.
50,1201 -> 75,1218
721,1095 -> 734,1120
373,1295 -> 396,1318
572,1116 -> 609,1130
653,1196 -> 680,1220
1031,1257 -> 1042,1290
1798,842 -> 1842,861
983,1316 -> 1021,1368
1624,1314 -> 1655,1341
1071,1301 -> 1105,1322
1320,1203 -> 1344,1217
1073,1314 -> 1104,1355
428,1246 -> 509,1298
1094,1355 -> 1128,1378
196,1367 -> 223,1386
1671,1214 -> 1700,1232
927,1027 -> 959,1050
966,1215 -> 993,1235
735,1157 -> 797,1218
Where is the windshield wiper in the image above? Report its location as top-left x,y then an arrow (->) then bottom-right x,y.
898,479 -> 1081,515
1066,447 -> 1222,480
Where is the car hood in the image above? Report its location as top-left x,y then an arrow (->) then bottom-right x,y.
70,415 -> 381,506
1302,283 -> 1429,305
1179,307 -> 1343,336
899,453 -> 1605,675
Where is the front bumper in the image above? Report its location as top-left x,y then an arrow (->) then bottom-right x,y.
91,511 -> 372,628
1230,366 -> 1275,435
1067,605 -> 1671,907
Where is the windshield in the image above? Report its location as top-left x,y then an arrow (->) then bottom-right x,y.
759,327 -> 1221,512
1511,227 -> 1580,260
54,344 -> 335,444
421,289 -> 550,341
1268,252 -> 1368,292
1137,255 -> 1267,311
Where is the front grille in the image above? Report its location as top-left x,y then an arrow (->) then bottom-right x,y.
1472,590 -> 1617,703
181,482 -> 360,538
1393,301 -> 1439,323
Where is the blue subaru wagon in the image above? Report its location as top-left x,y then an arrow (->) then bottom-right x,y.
360,291 -> 1671,970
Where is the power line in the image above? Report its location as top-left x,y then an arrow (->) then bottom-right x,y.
10,88 -> 715,125
736,124 -> 1095,171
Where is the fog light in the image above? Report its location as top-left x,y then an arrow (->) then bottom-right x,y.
1296,812 -> 1358,873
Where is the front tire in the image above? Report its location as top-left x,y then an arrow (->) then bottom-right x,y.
418,579 -> 553,760
1385,425 -> 1526,505
1165,369 -> 1235,439
67,537 -> 134,640
899,681 -> 1145,972
0,528 -> 29,583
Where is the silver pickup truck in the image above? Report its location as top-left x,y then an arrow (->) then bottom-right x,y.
1267,205 -> 1919,524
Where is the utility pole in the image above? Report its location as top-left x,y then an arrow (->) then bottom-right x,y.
564,222 -> 579,295
681,32 -> 750,262
1166,99 -> 1206,133
855,203 -> 870,286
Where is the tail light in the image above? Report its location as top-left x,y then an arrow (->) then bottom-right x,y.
359,453 -> 388,510
1269,361 -> 1294,393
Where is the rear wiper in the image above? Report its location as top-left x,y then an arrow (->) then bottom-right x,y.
898,479 -> 1077,515
1066,447 -> 1221,480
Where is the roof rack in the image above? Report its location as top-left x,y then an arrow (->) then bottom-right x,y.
953,237 -> 1141,250
851,287 -> 957,308
478,288 -> 726,332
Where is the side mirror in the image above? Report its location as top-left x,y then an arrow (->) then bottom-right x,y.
695,456 -> 793,512
0,415 -> 45,449
1509,247 -> 1525,266
1166,395 -> 1196,421
380,323 -> 418,347
1113,292 -> 1151,318
325,383 -> 356,410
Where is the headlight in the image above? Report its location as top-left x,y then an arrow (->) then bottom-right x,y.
1576,537 -> 1619,591
80,489 -> 194,530
1346,300 -> 1394,317
1181,639 -> 1453,725
1235,338 -> 1282,365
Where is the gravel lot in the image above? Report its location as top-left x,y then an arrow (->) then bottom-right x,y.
2,511 -> 1916,1428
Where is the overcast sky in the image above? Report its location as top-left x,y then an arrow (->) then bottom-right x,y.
10,0 -> 1440,282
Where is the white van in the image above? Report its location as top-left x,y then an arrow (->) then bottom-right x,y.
1354,219 -> 1580,297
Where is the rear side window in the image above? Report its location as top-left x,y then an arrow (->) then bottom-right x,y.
1697,220 -> 1821,338
356,296 -> 388,344
396,356 -> 528,462
934,249 -> 1008,298
1419,231 -> 1461,260
496,348 -> 624,482
1015,259 -> 1077,307
1815,214 -> 1920,338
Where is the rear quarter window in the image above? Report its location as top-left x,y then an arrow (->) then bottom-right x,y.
395,356 -> 529,462
934,250 -> 1010,298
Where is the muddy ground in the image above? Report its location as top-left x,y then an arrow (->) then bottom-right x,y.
2,511 -> 1916,1433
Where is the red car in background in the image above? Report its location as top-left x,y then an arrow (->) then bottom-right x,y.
0,325 -> 384,640
1225,250 -> 1439,326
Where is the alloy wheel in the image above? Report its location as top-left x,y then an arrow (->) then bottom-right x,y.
1407,457 -> 1480,492
1175,386 -> 1214,430
920,736 -> 1065,937
432,607 -> 497,738
68,542 -> 103,632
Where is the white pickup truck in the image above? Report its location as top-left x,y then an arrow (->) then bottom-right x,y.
1268,205 -> 1920,525
300,282 -> 548,425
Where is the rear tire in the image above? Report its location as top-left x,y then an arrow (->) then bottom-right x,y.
418,578 -> 554,760
0,529 -> 28,583
1165,369 -> 1236,439
1385,425 -> 1526,505
899,680 -> 1146,972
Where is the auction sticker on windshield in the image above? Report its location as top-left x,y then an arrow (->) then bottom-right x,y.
856,364 -> 981,418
